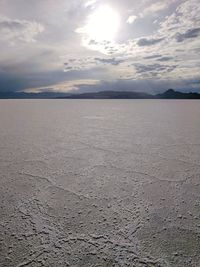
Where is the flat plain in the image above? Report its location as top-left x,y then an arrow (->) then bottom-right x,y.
0,100 -> 200,267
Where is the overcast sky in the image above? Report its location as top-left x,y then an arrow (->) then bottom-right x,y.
0,0 -> 200,94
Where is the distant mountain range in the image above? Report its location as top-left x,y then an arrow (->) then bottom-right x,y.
0,89 -> 200,99
157,89 -> 200,99
0,91 -> 68,99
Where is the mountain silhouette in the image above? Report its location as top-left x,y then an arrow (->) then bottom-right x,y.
0,89 -> 200,99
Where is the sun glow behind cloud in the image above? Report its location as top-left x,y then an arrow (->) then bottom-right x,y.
76,5 -> 120,43
23,79 -> 100,93
1,0 -> 200,94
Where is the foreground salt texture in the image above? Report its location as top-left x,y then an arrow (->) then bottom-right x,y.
0,100 -> 199,267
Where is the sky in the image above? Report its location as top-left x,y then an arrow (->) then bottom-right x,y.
0,0 -> 200,94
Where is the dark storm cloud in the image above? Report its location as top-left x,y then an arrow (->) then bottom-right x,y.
0,68 -> 94,92
186,79 -> 200,86
0,63 -> 106,92
0,72 -> 25,92
137,37 -> 164,46
175,28 -> 200,42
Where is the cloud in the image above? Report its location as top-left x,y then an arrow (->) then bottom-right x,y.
175,28 -> 200,42
143,55 -> 162,59
140,1 -> 171,17
126,15 -> 137,24
134,63 -> 177,76
143,55 -> 173,61
63,56 -> 125,73
137,37 -> 164,46
24,79 -> 100,93
85,0 -> 97,8
64,58 -> 95,72
0,15 -> 44,44
94,57 -> 124,65
0,0 -> 199,94
157,56 -> 173,61
59,77 -> 200,94
159,0 -> 200,37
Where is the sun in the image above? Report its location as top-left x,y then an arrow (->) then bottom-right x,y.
77,5 -> 120,42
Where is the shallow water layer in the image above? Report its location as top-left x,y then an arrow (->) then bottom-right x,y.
0,100 -> 200,267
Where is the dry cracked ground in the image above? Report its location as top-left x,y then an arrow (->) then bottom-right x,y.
0,100 -> 200,267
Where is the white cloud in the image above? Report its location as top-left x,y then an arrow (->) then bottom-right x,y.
126,15 -> 137,24
0,15 -> 44,44
85,0 -> 97,8
140,1 -> 171,17
159,0 -> 200,36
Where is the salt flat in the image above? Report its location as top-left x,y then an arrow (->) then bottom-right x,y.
0,100 -> 200,267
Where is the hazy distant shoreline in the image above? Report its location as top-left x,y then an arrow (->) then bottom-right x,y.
0,89 -> 200,99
